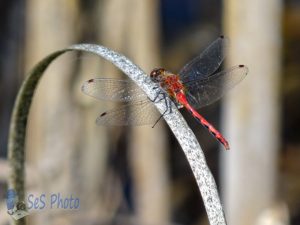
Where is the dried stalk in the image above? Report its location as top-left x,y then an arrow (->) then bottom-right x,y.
8,44 -> 226,225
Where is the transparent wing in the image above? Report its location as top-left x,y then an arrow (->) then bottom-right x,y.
179,36 -> 229,83
81,78 -> 147,102
96,100 -> 162,126
184,65 -> 249,109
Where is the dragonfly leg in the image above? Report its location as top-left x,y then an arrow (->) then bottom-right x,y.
159,92 -> 175,114
149,90 -> 168,103
152,106 -> 168,128
167,97 -> 174,114
152,98 -> 174,128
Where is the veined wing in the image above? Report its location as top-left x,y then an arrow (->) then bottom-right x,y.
179,36 -> 229,83
81,78 -> 147,102
96,100 -> 161,126
184,65 -> 249,109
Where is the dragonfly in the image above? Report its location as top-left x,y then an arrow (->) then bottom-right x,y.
82,36 -> 249,150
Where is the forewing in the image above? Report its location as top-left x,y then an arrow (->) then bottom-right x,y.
179,36 -> 229,82
82,78 -> 147,102
184,65 -> 249,108
96,100 -> 161,126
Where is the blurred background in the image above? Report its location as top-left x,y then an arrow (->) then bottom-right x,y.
0,0 -> 299,225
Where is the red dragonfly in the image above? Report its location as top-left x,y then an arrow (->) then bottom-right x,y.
82,36 -> 248,150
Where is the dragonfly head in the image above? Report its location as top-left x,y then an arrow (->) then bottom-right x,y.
150,68 -> 165,83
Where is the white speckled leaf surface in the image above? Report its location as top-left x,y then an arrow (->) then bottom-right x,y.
69,44 -> 227,225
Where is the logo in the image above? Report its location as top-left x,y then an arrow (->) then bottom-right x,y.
27,193 -> 80,210
6,189 -> 80,220
6,189 -> 29,220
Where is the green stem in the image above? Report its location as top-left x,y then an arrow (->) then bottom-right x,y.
8,44 -> 227,225
8,50 -> 69,225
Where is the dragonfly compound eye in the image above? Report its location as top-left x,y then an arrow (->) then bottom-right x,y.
150,68 -> 164,82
